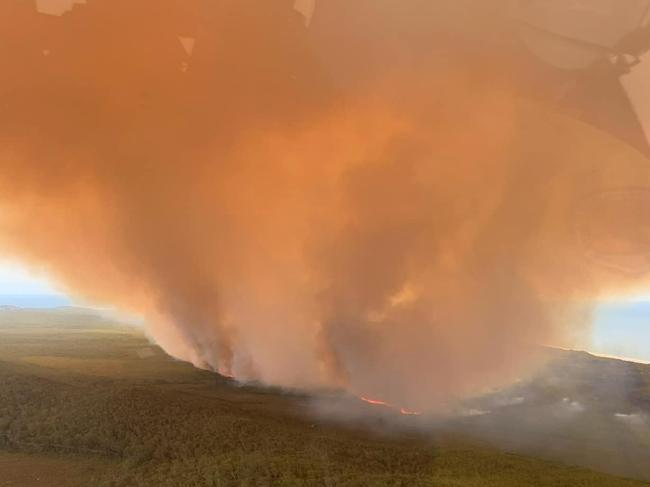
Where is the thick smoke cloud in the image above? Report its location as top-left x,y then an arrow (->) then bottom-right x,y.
1,0 -> 649,410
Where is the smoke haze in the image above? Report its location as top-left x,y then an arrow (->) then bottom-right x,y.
1,0 -> 650,410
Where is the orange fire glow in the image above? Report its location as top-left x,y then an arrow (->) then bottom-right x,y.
359,396 -> 421,416
360,396 -> 390,406
399,408 -> 422,416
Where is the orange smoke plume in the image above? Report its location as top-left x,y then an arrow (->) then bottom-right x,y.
1,1 -> 649,411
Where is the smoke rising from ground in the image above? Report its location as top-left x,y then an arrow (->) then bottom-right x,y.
1,1 -> 650,410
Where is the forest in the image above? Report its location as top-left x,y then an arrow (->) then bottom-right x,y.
0,308 -> 647,486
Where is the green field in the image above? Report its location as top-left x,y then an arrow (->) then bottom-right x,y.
0,308 -> 647,486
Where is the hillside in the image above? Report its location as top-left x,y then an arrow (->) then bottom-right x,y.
0,308 -> 647,486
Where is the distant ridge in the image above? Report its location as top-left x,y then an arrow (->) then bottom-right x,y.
0,294 -> 73,309
0,305 -> 20,311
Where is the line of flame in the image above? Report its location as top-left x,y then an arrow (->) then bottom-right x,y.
359,396 -> 421,416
